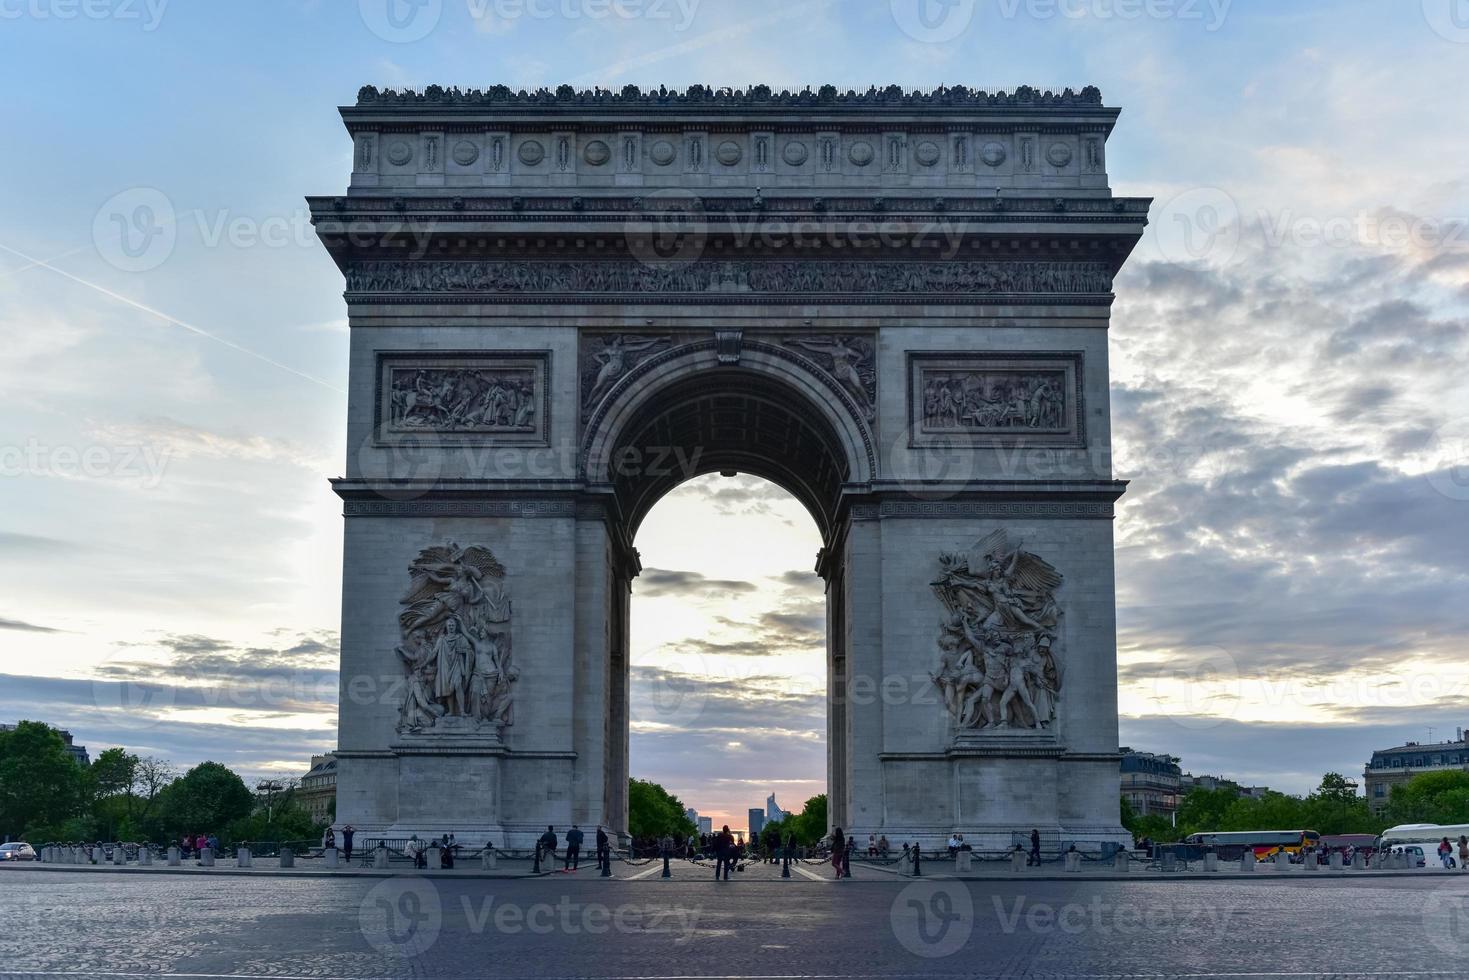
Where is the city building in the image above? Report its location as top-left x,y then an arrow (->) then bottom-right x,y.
297,753 -> 337,824
1,723 -> 89,767
1364,730 -> 1469,814
765,792 -> 789,823
1119,747 -> 1181,817
748,808 -> 764,838
697,816 -> 712,836
684,807 -> 698,827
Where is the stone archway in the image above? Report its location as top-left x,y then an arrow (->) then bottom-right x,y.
316,83 -> 1146,850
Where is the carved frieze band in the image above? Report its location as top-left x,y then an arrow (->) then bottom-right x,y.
344,501 -> 577,517
344,260 -> 1114,299
908,352 -> 1085,448
849,501 -> 1112,520
375,351 -> 551,447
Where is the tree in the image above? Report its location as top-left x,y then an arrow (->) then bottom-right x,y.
155,762 -> 254,838
0,721 -> 87,839
1387,771 -> 1469,825
1174,787 -> 1237,837
1302,773 -> 1383,835
626,778 -> 695,842
786,794 -> 828,844
1119,796 -> 1173,843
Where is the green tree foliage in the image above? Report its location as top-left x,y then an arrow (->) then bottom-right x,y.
786,794 -> 828,844
626,778 -> 695,841
1386,771 -> 1469,825
155,762 -> 254,838
225,801 -> 320,845
0,721 -> 87,840
1119,796 -> 1173,843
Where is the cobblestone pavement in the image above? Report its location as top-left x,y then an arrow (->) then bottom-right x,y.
3,866 -> 1467,979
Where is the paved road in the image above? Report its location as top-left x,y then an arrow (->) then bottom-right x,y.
3,865 -> 1467,979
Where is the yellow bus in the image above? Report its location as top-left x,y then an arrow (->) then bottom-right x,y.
1183,830 -> 1321,861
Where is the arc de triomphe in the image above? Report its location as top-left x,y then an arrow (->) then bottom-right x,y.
311,84 -> 1147,850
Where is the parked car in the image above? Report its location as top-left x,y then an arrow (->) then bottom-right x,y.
1390,844 -> 1428,868
0,842 -> 37,861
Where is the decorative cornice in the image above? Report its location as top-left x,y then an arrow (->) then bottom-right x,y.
849,500 -> 1115,520
343,500 -> 577,518
343,259 -> 1113,298
353,83 -> 1106,111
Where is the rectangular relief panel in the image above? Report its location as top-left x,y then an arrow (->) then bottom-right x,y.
375,350 -> 550,446
907,351 -> 1084,448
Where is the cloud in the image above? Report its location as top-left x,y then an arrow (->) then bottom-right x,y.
0,616 -> 64,633
636,568 -> 757,598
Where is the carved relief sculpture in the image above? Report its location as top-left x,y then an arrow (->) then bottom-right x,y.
580,334 -> 671,419
922,369 -> 1066,432
389,367 -> 537,433
395,542 -> 518,735
931,530 -> 1063,732
783,335 -> 876,420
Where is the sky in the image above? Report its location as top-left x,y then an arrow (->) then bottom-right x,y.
1,0 -> 1467,831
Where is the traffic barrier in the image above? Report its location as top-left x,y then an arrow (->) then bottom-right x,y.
1239,854 -> 1254,872
324,847 -> 340,869
1305,852 -> 1318,870
1064,852 -> 1081,873
1161,852 -> 1177,872
139,847 -> 152,866
279,848 -> 294,869
374,845 -> 389,869
1010,849 -> 1026,872
1274,851 -> 1290,871
1202,853 -> 1218,872
481,849 -> 496,871
167,846 -> 180,866
1352,852 -> 1365,870
955,851 -> 972,872
1114,851 -> 1130,873
200,847 -> 215,867
237,848 -> 252,868
427,845 -> 442,870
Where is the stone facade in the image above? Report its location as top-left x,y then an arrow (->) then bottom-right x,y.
312,84 -> 1148,850
1365,734 -> 1469,814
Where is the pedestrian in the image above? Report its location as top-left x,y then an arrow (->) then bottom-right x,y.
1029,828 -> 1041,867
207,833 -> 219,854
845,835 -> 855,877
1439,837 -> 1454,869
440,833 -> 454,869
947,831 -> 962,857
868,833 -> 877,858
323,826 -> 336,851
341,824 -> 355,864
538,825 -> 558,866
409,834 -> 425,869
878,834 -> 890,857
714,824 -> 735,880
831,827 -> 846,879
565,824 -> 584,871
1458,836 -> 1468,872
596,826 -> 610,873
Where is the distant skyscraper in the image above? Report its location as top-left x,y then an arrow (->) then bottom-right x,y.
697,816 -> 712,835
766,792 -> 788,823
748,808 -> 764,838
685,807 -> 698,825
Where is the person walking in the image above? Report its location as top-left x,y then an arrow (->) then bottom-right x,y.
409,834 -> 426,869
714,825 -> 735,880
538,825 -> 558,868
1439,837 -> 1454,869
1028,828 -> 1041,867
831,828 -> 846,879
565,824 -> 584,871
341,825 -> 355,864
1457,836 -> 1468,871
596,826 -> 610,873
844,835 -> 855,877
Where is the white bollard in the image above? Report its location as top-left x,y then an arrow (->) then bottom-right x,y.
1352,852 -> 1366,870
1114,851 -> 1130,873
279,848 -> 294,869
324,847 -> 340,869
167,846 -> 180,866
1305,852 -> 1318,870
481,849 -> 497,871
374,845 -> 389,869
113,847 -> 126,866
200,847 -> 215,867
236,847 -> 252,868
1203,853 -> 1218,872
427,845 -> 442,870
1010,850 -> 1026,872
1240,854 -> 1254,872
1274,851 -> 1290,871
1328,852 -> 1342,870
955,851 -> 972,873
1065,852 -> 1081,873
139,847 -> 152,866
1161,852 -> 1177,872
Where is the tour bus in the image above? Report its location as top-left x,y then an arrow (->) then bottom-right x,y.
1182,829 -> 1321,861
1376,823 -> 1469,867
